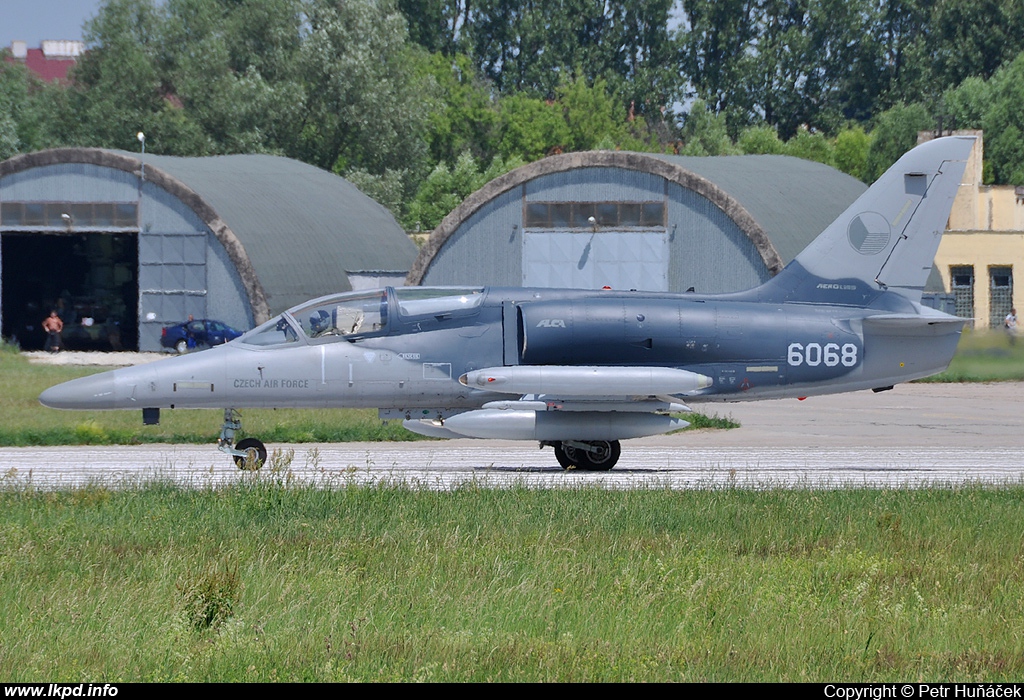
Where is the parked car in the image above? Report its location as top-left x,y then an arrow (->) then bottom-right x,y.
161,319 -> 243,353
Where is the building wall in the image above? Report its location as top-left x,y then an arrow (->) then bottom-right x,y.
422,186 -> 525,287
934,132 -> 1024,328
934,232 -> 1024,328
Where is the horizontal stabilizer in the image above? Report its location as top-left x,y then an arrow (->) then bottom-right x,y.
861,314 -> 967,329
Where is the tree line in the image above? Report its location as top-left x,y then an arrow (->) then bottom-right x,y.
1,0 -> 1022,230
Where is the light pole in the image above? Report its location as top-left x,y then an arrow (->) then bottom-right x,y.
136,131 -> 146,352
137,131 -> 146,183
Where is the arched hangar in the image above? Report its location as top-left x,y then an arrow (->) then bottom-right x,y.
0,148 -> 417,351
409,151 -> 869,293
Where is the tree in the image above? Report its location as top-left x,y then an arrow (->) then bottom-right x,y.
416,52 -> 500,167
159,0 -> 306,153
737,124 -> 784,154
783,125 -> 834,166
978,54 -> 1024,185
297,0 -> 436,197
942,76 -> 990,132
678,99 -> 739,156
678,0 -> 759,122
397,0 -> 471,55
832,125 -> 872,181
455,0 -> 675,120
557,75 -> 637,152
403,150 -> 522,230
863,102 -> 931,181
930,0 -> 1024,92
71,0 -> 188,152
496,94 -> 572,161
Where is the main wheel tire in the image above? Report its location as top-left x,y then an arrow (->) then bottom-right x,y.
175,339 -> 188,354
233,437 -> 267,471
575,440 -> 621,471
554,440 -> 621,471
554,442 -> 576,470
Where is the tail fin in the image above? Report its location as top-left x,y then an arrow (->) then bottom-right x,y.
753,135 -> 975,306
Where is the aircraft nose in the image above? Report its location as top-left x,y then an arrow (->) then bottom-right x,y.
39,373 -> 117,409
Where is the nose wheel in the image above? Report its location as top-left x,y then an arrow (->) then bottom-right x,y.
217,408 -> 267,470
552,440 -> 620,471
233,438 -> 267,471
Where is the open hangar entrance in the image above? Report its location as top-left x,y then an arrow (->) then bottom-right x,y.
0,198 -> 140,351
1,229 -> 138,351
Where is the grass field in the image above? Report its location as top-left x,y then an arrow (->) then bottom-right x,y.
0,344 -> 736,446
921,328 -> 1024,381
1,481 -> 1023,682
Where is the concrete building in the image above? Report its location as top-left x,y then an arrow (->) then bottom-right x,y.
932,131 -> 1024,329
409,151 -> 868,295
0,148 -> 417,351
5,41 -> 84,83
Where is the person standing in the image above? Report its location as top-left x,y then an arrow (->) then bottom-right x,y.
42,310 -> 63,353
1005,307 -> 1018,345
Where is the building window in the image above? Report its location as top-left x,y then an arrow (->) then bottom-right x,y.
1,201 -> 138,229
523,201 -> 665,229
950,265 -> 974,320
989,266 -> 1013,329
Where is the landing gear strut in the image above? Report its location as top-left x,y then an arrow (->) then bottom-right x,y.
217,408 -> 266,470
550,440 -> 621,471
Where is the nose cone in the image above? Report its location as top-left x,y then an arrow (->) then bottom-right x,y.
39,372 -> 117,409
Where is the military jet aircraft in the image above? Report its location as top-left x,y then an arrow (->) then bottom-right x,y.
40,136 -> 975,470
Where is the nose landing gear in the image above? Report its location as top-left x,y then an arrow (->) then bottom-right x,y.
217,408 -> 266,470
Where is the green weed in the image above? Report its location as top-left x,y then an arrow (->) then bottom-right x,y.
177,560 -> 242,631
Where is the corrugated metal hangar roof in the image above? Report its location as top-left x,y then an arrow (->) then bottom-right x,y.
652,153 -> 866,264
129,151 -> 417,312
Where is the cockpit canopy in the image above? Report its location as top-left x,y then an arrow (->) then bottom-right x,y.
238,287 -> 484,347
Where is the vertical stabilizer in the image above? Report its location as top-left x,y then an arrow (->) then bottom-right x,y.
755,135 -> 974,306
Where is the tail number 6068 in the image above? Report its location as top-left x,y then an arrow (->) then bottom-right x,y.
787,342 -> 858,367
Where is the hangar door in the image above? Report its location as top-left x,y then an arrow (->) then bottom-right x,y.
521,201 -> 668,291
138,230 -> 207,350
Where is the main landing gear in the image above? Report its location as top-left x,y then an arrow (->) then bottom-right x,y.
217,408 -> 267,470
548,440 -> 621,471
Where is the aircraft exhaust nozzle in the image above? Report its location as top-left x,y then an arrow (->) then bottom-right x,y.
441,409 -> 688,441
460,366 -> 713,396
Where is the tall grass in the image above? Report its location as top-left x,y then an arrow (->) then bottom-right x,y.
1,481 -> 1023,681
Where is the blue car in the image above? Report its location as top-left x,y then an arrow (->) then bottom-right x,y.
160,319 -> 243,353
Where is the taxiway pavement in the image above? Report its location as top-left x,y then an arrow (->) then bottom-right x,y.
1,381 -> 1020,489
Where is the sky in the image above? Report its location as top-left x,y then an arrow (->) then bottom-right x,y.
0,0 -> 105,47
